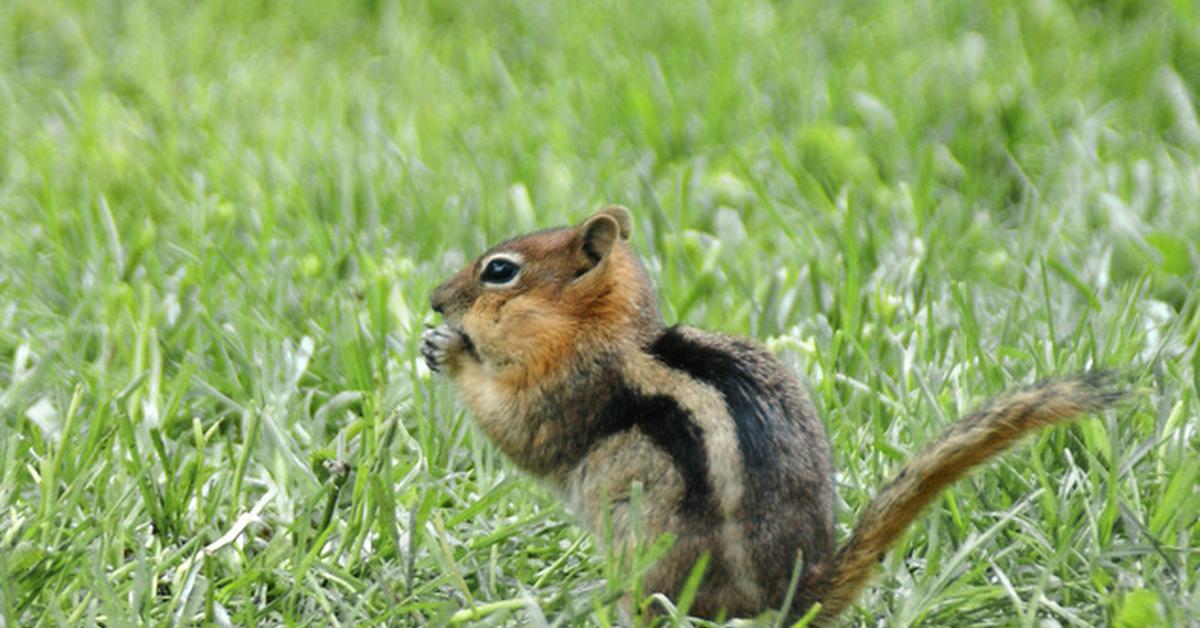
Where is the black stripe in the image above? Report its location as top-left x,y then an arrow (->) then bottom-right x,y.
593,382 -> 715,518
648,327 -> 780,479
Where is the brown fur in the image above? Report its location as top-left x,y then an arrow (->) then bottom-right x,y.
421,206 -> 1126,623
813,372 -> 1125,623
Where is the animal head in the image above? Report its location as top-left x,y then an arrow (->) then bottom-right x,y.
430,206 -> 662,375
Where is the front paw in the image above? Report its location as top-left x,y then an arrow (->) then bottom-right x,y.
421,324 -> 465,374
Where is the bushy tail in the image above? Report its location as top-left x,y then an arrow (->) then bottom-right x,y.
813,371 -> 1126,624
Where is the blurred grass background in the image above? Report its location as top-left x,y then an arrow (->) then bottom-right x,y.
1,0 -> 1198,625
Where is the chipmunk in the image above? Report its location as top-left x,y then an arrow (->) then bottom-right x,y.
421,206 -> 1125,624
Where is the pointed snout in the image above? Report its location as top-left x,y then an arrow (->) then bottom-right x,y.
430,272 -> 475,320
430,281 -> 452,315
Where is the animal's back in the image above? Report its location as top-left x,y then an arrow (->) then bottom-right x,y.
644,326 -> 836,614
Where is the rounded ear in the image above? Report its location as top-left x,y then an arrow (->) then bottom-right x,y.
579,213 -> 621,267
595,205 -> 633,240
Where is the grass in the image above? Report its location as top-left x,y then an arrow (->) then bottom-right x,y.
1,0 -> 1198,625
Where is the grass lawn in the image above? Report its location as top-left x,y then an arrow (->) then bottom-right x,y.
2,0 -> 1198,625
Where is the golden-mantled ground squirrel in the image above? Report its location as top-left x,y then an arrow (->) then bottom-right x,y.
421,206 -> 1125,623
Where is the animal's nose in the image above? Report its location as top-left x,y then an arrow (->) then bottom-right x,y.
430,284 -> 450,314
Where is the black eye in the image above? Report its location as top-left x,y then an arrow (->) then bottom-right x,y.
480,258 -> 520,284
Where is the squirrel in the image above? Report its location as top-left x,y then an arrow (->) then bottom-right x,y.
421,206 -> 1126,624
